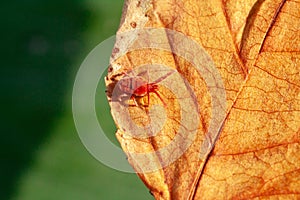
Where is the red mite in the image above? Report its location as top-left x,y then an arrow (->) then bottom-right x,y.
117,70 -> 175,107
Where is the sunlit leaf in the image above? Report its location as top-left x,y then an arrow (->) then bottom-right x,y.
106,0 -> 300,199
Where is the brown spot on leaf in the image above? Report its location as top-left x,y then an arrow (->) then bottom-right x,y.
130,21 -> 137,28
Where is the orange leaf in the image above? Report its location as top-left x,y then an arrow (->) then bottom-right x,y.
105,0 -> 300,199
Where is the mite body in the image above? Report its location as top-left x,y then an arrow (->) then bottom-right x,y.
116,70 -> 175,107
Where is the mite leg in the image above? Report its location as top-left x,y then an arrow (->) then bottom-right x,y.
152,90 -> 167,107
152,70 -> 176,84
147,87 -> 150,107
128,95 -> 139,107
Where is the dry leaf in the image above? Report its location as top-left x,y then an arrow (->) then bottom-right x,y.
105,0 -> 300,199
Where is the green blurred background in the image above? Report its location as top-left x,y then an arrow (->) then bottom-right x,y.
0,1 -> 152,199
